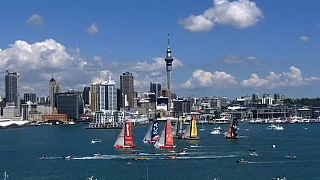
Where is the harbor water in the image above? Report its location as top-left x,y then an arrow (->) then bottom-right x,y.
0,123 -> 319,180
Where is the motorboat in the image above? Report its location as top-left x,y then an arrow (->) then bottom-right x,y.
272,176 -> 286,180
88,175 -> 98,180
250,152 -> 259,156
210,126 -> 223,135
91,139 -> 102,144
210,129 -> 223,135
177,150 -> 189,156
267,124 -> 284,131
285,155 -> 296,159
236,159 -> 248,164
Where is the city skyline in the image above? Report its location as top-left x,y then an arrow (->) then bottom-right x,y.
1,0 -> 320,98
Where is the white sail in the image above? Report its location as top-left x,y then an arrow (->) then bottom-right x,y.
182,124 -> 191,139
143,123 -> 153,143
154,126 -> 166,148
173,122 -> 177,136
114,125 -> 125,147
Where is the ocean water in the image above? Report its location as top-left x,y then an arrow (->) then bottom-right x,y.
0,123 -> 319,180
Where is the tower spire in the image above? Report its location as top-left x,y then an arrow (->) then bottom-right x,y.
167,33 -> 170,48
166,33 -> 172,58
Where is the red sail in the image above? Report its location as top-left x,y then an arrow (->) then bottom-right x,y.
124,121 -> 135,147
165,120 -> 175,146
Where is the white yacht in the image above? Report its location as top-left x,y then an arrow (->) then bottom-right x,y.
267,124 -> 284,131
0,118 -> 29,128
210,126 -> 223,135
91,139 -> 102,144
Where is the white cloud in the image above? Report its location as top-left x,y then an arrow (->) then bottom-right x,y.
26,14 -> 44,26
0,39 -> 186,95
179,15 -> 214,32
128,57 -> 183,72
299,35 -> 309,43
0,39 -> 78,71
117,57 -> 184,90
180,0 -> 263,32
222,55 -> 262,65
240,66 -> 320,88
87,23 -> 100,35
181,69 -> 237,89
181,66 -> 320,90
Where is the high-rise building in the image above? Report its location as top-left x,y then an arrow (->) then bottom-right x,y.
90,78 -> 117,112
37,96 -> 49,105
116,88 -> 123,110
5,70 -> 20,115
90,83 -> 100,112
83,87 -> 91,106
99,79 -> 117,111
120,71 -> 134,108
24,93 -> 37,103
150,82 -> 161,97
173,99 -> 191,117
49,75 -> 61,109
164,34 -> 174,110
55,90 -> 84,120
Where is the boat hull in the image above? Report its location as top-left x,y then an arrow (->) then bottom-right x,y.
225,136 -> 239,139
158,145 -> 176,149
114,145 -> 135,149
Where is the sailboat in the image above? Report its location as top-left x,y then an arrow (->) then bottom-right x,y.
143,120 -> 160,144
114,121 -> 135,149
154,120 -> 175,149
225,118 -> 239,139
173,117 -> 183,139
182,117 -> 199,140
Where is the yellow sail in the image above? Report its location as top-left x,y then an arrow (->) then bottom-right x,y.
191,118 -> 198,138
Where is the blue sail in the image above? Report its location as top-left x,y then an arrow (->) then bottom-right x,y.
151,121 -> 160,142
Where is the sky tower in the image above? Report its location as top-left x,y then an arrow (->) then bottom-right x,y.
165,34 -> 173,110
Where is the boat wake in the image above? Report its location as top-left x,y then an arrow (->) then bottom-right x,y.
42,153 -> 239,161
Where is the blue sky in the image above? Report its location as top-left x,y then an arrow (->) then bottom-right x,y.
0,0 -> 320,99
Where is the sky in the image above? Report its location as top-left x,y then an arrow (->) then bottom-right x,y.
0,0 -> 320,99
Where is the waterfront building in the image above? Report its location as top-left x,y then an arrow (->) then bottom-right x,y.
24,93 -> 36,103
21,101 -> 37,121
55,90 -> 84,120
5,70 -> 20,116
42,108 -> 68,124
120,71 -> 134,108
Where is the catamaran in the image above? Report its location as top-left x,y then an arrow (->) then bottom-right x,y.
154,120 -> 176,149
143,120 -> 160,144
114,121 -> 135,149
182,117 -> 199,140
225,119 -> 239,139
